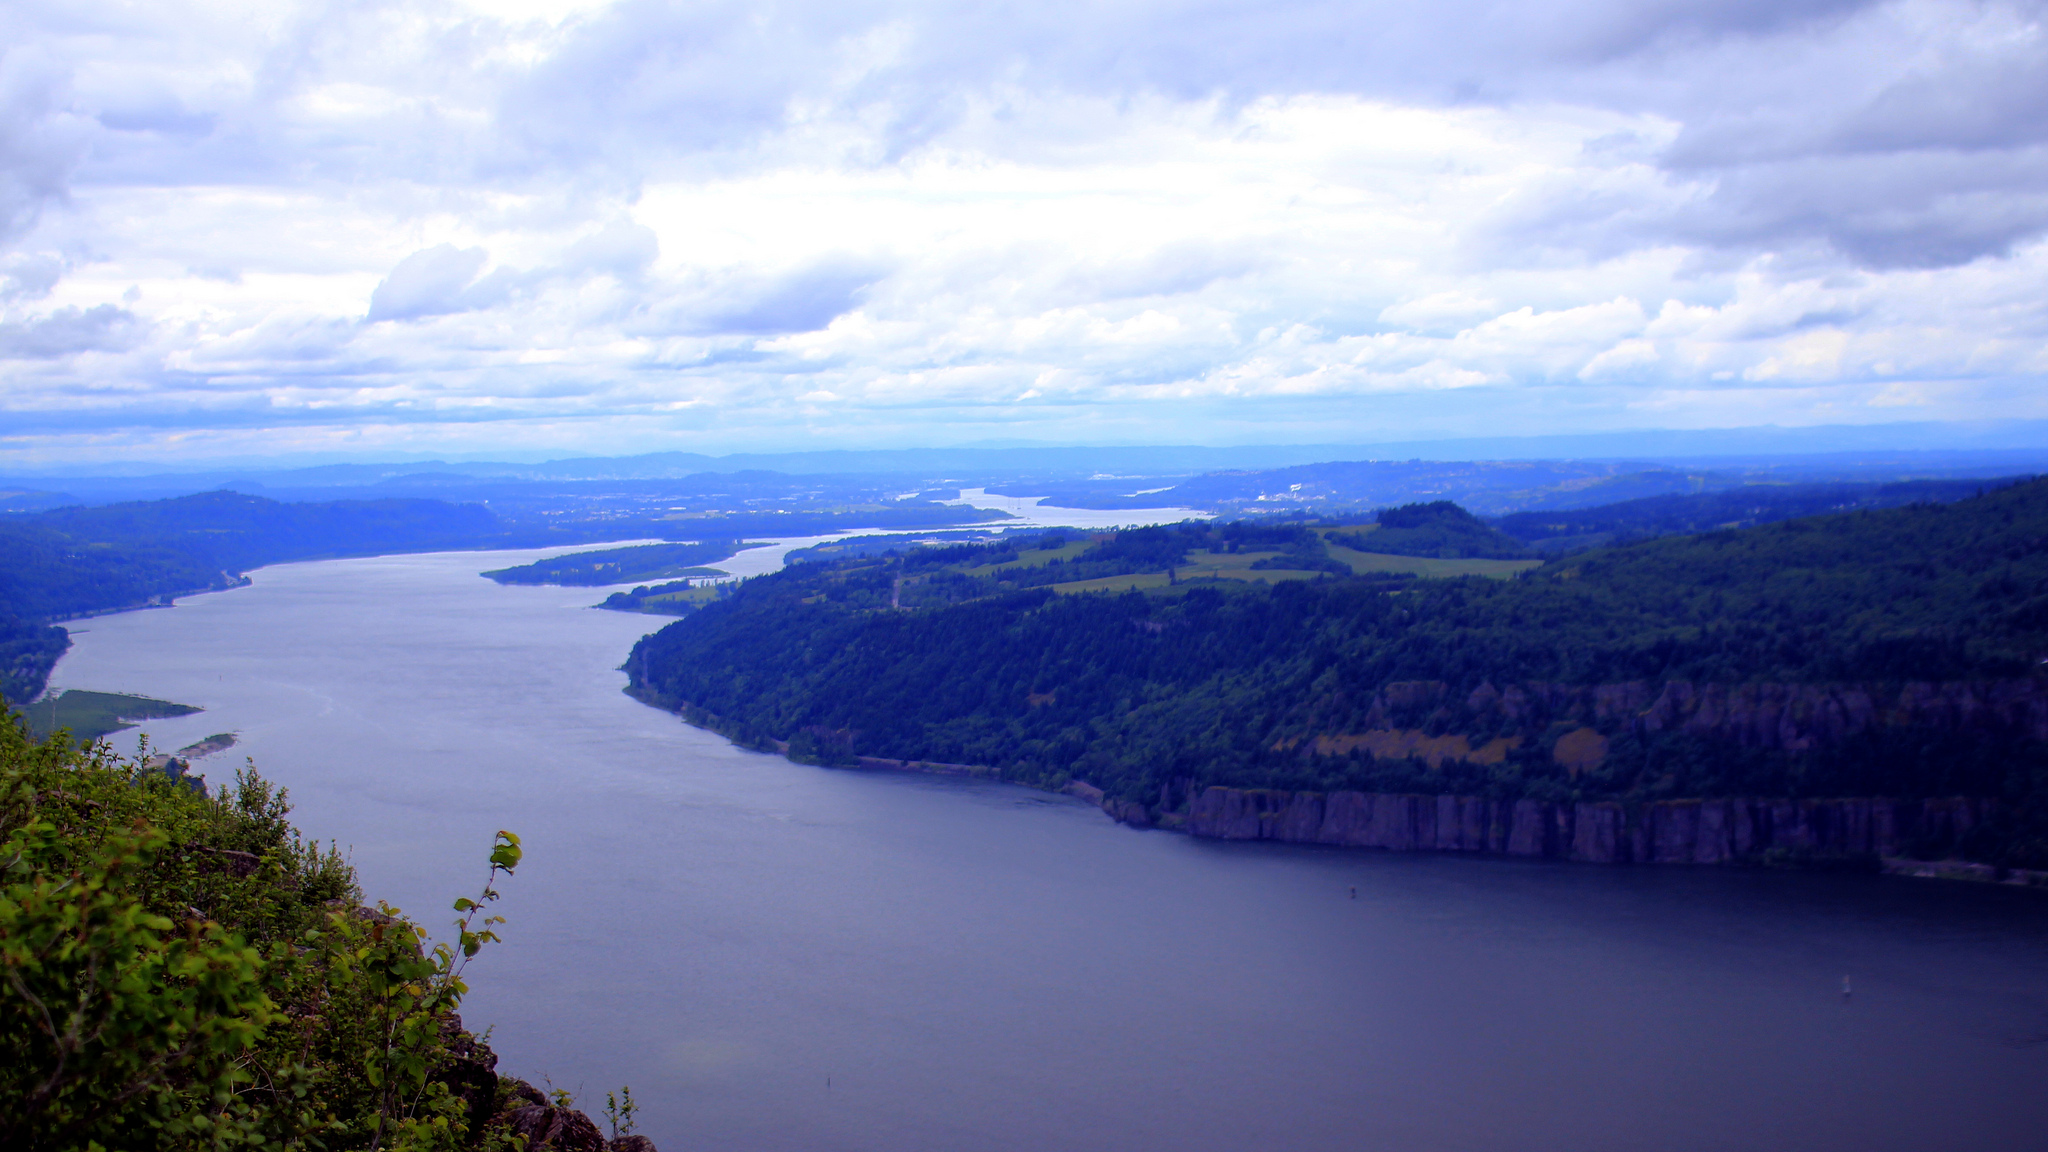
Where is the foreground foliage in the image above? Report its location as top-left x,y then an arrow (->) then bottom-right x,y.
0,711 -> 527,1151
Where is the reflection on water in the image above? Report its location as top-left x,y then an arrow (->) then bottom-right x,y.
48,547 -> 2048,1152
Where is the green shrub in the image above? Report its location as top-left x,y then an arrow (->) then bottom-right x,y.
0,711 -> 521,1151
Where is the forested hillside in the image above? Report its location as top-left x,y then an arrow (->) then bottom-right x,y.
0,616 -> 70,708
630,481 -> 2048,866
0,492 -> 513,706
1330,501 -> 1531,559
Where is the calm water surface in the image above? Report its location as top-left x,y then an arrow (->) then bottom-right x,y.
49,546 -> 2048,1152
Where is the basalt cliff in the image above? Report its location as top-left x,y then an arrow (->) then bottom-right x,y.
1120,675 -> 2048,874
1288,675 -> 2048,775
1176,788 -> 1994,867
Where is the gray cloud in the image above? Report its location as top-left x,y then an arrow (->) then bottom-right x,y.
7,0 -> 2048,462
1,252 -> 61,299
0,40 -> 94,245
366,245 -> 493,321
1664,150 -> 2048,270
690,260 -> 883,335
94,77 -> 218,138
1059,242 -> 1262,302
562,220 -> 659,280
0,303 -> 140,358
1830,63 -> 2048,156
28,0 -> 2048,272
481,0 -> 2048,269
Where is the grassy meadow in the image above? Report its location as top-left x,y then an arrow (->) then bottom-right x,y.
23,689 -> 202,743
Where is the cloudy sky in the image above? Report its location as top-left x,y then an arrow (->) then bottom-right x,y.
2,0 -> 2046,465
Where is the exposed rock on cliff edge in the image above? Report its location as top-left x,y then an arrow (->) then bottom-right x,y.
1177,786 -> 2022,872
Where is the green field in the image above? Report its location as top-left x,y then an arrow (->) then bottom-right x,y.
957,534 -> 1532,594
598,580 -> 730,615
1182,548 -> 1326,581
961,538 -> 1094,575
1048,571 -> 1179,594
631,583 -> 724,608
1046,549 -> 1342,594
1324,541 -> 1541,579
23,690 -> 203,743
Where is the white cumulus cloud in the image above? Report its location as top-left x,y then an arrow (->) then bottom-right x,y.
2,0 -> 2047,464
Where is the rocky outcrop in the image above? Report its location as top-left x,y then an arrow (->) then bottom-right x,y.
1184,786 -> 1997,865
437,1015 -> 502,1144
488,1077 -> 654,1152
439,1019 -> 654,1152
502,1084 -> 608,1152
1307,676 -> 2048,772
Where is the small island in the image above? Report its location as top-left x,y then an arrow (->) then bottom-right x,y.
482,540 -> 761,586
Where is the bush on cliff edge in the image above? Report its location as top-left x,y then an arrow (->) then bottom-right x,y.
0,709 -> 539,1151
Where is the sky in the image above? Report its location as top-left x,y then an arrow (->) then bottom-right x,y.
2,0 -> 2047,466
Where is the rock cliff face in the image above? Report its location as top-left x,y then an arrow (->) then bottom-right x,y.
500,1082 -> 609,1152
1180,786 -> 1996,865
1315,677 -> 2048,770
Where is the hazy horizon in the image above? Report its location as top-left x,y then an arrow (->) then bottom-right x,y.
11,418 -> 2048,479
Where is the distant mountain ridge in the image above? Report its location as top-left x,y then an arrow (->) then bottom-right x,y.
0,492 -> 517,705
1494,478 -> 2014,552
10,422 -> 2048,505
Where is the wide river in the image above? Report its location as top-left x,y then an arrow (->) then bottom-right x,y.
47,544 -> 2048,1152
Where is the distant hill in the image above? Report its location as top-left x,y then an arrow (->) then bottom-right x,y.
0,488 -> 1012,708
1333,502 -> 1531,559
629,479 -> 2048,867
0,491 -> 514,705
24,490 -> 504,574
1493,478 -> 2011,552
987,459 -> 1723,514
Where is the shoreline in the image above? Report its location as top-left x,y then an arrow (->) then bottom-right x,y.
637,688 -> 2047,891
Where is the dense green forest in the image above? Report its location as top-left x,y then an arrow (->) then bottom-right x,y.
1330,501 -> 1531,559
482,540 -> 757,585
1,615 -> 71,708
630,483 -> 2048,866
0,713 -> 640,1150
0,515 -> 239,623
